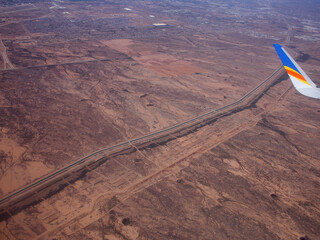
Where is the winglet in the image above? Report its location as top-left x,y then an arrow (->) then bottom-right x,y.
273,44 -> 320,99
273,44 -> 300,75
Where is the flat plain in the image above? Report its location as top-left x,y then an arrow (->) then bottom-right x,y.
0,0 -> 319,239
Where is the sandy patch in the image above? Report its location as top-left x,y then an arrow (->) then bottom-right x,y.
223,158 -> 240,169
0,134 -> 26,171
0,161 -> 51,196
100,39 -> 137,56
0,131 -> 52,196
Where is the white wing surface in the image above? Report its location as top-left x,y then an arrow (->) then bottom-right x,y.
273,44 -> 320,99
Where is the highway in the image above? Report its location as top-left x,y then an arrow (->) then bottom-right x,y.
0,2 -> 297,219
0,60 -> 288,216
0,15 -> 295,212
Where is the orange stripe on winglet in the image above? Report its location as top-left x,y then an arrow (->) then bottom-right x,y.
286,69 -> 310,85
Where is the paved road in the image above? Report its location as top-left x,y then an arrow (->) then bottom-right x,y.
0,19 -> 294,211
0,61 -> 287,213
0,2 -> 295,217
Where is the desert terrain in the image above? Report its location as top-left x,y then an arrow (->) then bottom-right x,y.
0,0 -> 319,239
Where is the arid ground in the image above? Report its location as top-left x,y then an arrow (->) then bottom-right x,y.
0,0 -> 319,239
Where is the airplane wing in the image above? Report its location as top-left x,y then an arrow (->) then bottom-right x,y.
273,44 -> 320,99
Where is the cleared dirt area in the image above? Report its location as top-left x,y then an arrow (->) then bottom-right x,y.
0,0 -> 320,239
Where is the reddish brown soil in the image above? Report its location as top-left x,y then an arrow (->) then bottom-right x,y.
0,0 -> 319,240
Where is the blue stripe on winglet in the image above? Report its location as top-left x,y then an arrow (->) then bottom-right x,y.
273,44 -> 300,73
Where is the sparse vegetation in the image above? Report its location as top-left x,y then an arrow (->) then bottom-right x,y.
0,0 -> 319,239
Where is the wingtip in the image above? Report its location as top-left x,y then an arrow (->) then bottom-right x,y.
273,43 -> 282,48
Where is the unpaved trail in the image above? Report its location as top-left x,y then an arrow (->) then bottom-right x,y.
0,40 -> 14,70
